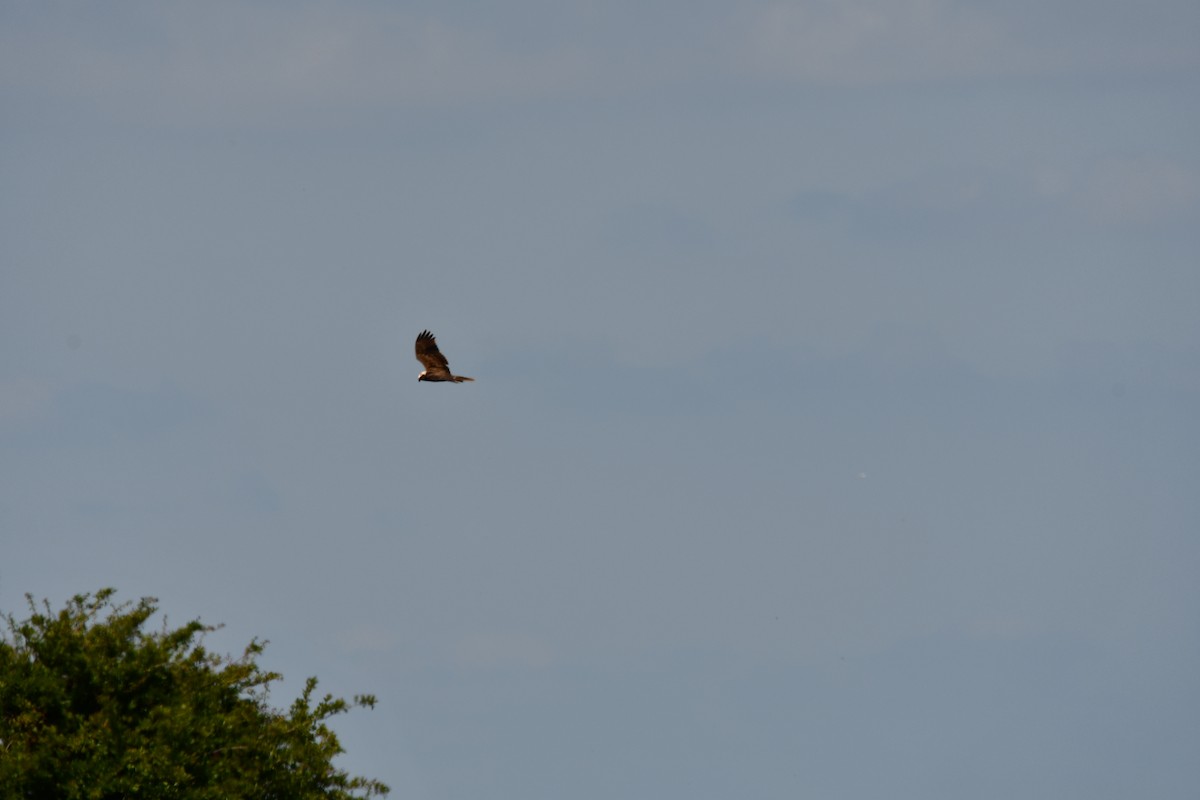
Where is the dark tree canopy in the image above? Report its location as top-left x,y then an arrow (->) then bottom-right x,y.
0,589 -> 388,799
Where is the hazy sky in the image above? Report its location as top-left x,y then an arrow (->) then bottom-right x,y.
3,2 -> 1199,798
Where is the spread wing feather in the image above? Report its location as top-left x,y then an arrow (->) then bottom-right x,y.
415,330 -> 455,380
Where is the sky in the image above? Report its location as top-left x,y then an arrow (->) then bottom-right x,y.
2,1 -> 1199,797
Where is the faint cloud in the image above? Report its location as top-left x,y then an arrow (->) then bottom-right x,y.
966,613 -> 1036,639
6,1 -> 1197,119
733,0 -> 1200,85
735,0 -> 1011,84
788,170 -> 1038,241
0,381 -> 206,448
228,472 -> 282,516
789,188 -> 859,222
790,155 -> 1199,242
1032,157 -> 1200,227
1033,167 -> 1072,200
597,203 -> 717,257
338,622 -> 400,654
0,378 -> 51,425
1080,157 -> 1200,226
0,3 -> 597,120
52,381 -> 203,443
452,631 -> 557,670
862,323 -> 953,367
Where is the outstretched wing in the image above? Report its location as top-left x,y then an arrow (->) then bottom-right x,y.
415,330 -> 454,379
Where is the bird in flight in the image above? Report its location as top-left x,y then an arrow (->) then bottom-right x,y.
415,330 -> 475,383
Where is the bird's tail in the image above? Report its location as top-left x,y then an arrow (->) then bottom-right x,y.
454,376 -> 475,382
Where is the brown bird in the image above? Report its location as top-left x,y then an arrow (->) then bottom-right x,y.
415,330 -> 475,383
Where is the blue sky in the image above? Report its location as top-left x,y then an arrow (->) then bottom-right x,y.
2,2 -> 1199,797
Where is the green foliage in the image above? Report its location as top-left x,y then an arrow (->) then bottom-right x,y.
0,589 -> 388,799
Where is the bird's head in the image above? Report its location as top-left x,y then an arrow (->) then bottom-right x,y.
417,373 -> 427,382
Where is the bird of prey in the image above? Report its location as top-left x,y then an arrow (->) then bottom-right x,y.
415,330 -> 475,382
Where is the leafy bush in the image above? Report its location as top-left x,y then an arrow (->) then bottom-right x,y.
0,589 -> 388,799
